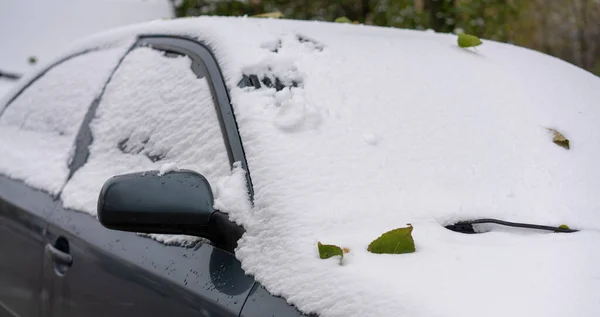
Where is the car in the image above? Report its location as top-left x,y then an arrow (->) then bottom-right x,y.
1,16 -> 599,317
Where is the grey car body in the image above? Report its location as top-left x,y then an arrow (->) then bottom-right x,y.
0,34 -> 304,317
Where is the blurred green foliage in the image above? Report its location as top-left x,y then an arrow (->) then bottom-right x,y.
174,0 -> 600,75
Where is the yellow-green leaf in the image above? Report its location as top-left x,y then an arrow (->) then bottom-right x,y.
457,33 -> 483,48
548,128 -> 570,150
555,224 -> 571,233
368,225 -> 415,254
252,11 -> 283,19
318,242 -> 344,260
335,16 -> 352,23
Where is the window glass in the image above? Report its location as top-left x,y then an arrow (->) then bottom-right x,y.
62,46 -> 231,214
0,47 -> 126,194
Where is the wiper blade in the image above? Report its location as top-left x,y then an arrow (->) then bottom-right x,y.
446,218 -> 579,233
0,70 -> 22,81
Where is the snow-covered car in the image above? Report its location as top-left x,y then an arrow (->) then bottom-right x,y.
1,17 -> 599,317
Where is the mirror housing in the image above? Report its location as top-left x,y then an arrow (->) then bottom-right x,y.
97,170 -> 243,252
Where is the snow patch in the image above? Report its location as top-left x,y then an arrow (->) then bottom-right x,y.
157,163 -> 179,176
213,162 -> 252,226
274,88 -> 322,132
140,233 -> 209,247
0,46 -> 127,194
362,133 -> 381,145
260,39 -> 282,53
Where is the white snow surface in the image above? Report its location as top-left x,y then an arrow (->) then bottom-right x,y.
158,163 -> 180,176
0,80 -> 14,99
2,17 -> 600,317
0,47 -> 128,194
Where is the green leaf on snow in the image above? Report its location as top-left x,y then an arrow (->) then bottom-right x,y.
252,11 -> 284,19
368,225 -> 416,254
318,242 -> 344,260
457,33 -> 483,48
335,16 -> 353,23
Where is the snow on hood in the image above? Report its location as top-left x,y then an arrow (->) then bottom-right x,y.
225,20 -> 600,317
10,16 -> 600,317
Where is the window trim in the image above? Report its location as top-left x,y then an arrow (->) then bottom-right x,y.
134,36 -> 254,202
65,43 -> 136,182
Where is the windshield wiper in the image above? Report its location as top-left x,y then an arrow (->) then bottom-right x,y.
446,218 -> 579,234
0,70 -> 22,81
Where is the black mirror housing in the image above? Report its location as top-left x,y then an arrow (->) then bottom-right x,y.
97,170 -> 244,252
98,170 -> 215,232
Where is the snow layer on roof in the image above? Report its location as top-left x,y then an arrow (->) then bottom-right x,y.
4,16 -> 599,317
0,46 -> 126,194
61,47 -> 232,216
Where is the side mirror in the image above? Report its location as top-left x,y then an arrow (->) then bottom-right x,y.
97,170 -> 243,252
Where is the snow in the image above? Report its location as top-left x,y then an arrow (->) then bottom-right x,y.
0,46 -> 128,194
213,162 -> 252,226
2,16 -> 600,317
0,80 -> 13,99
220,19 -> 600,317
61,47 -> 232,216
362,133 -> 381,145
158,163 -> 180,176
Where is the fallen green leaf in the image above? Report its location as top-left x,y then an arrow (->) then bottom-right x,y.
368,225 -> 415,254
252,11 -> 283,19
318,242 -> 344,260
335,16 -> 352,23
457,33 -> 483,48
548,128 -> 570,150
555,224 -> 571,233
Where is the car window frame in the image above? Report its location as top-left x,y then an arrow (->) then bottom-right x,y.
64,35 -> 254,202
138,36 -> 254,201
0,45 -> 133,200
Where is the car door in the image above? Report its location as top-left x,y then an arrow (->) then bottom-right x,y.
0,178 -> 48,317
42,37 -> 255,317
0,46 -> 128,317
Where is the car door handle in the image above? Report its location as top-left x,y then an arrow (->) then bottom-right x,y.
45,243 -> 73,266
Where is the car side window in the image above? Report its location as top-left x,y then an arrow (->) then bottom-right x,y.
61,46 -> 231,219
0,47 -> 127,195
